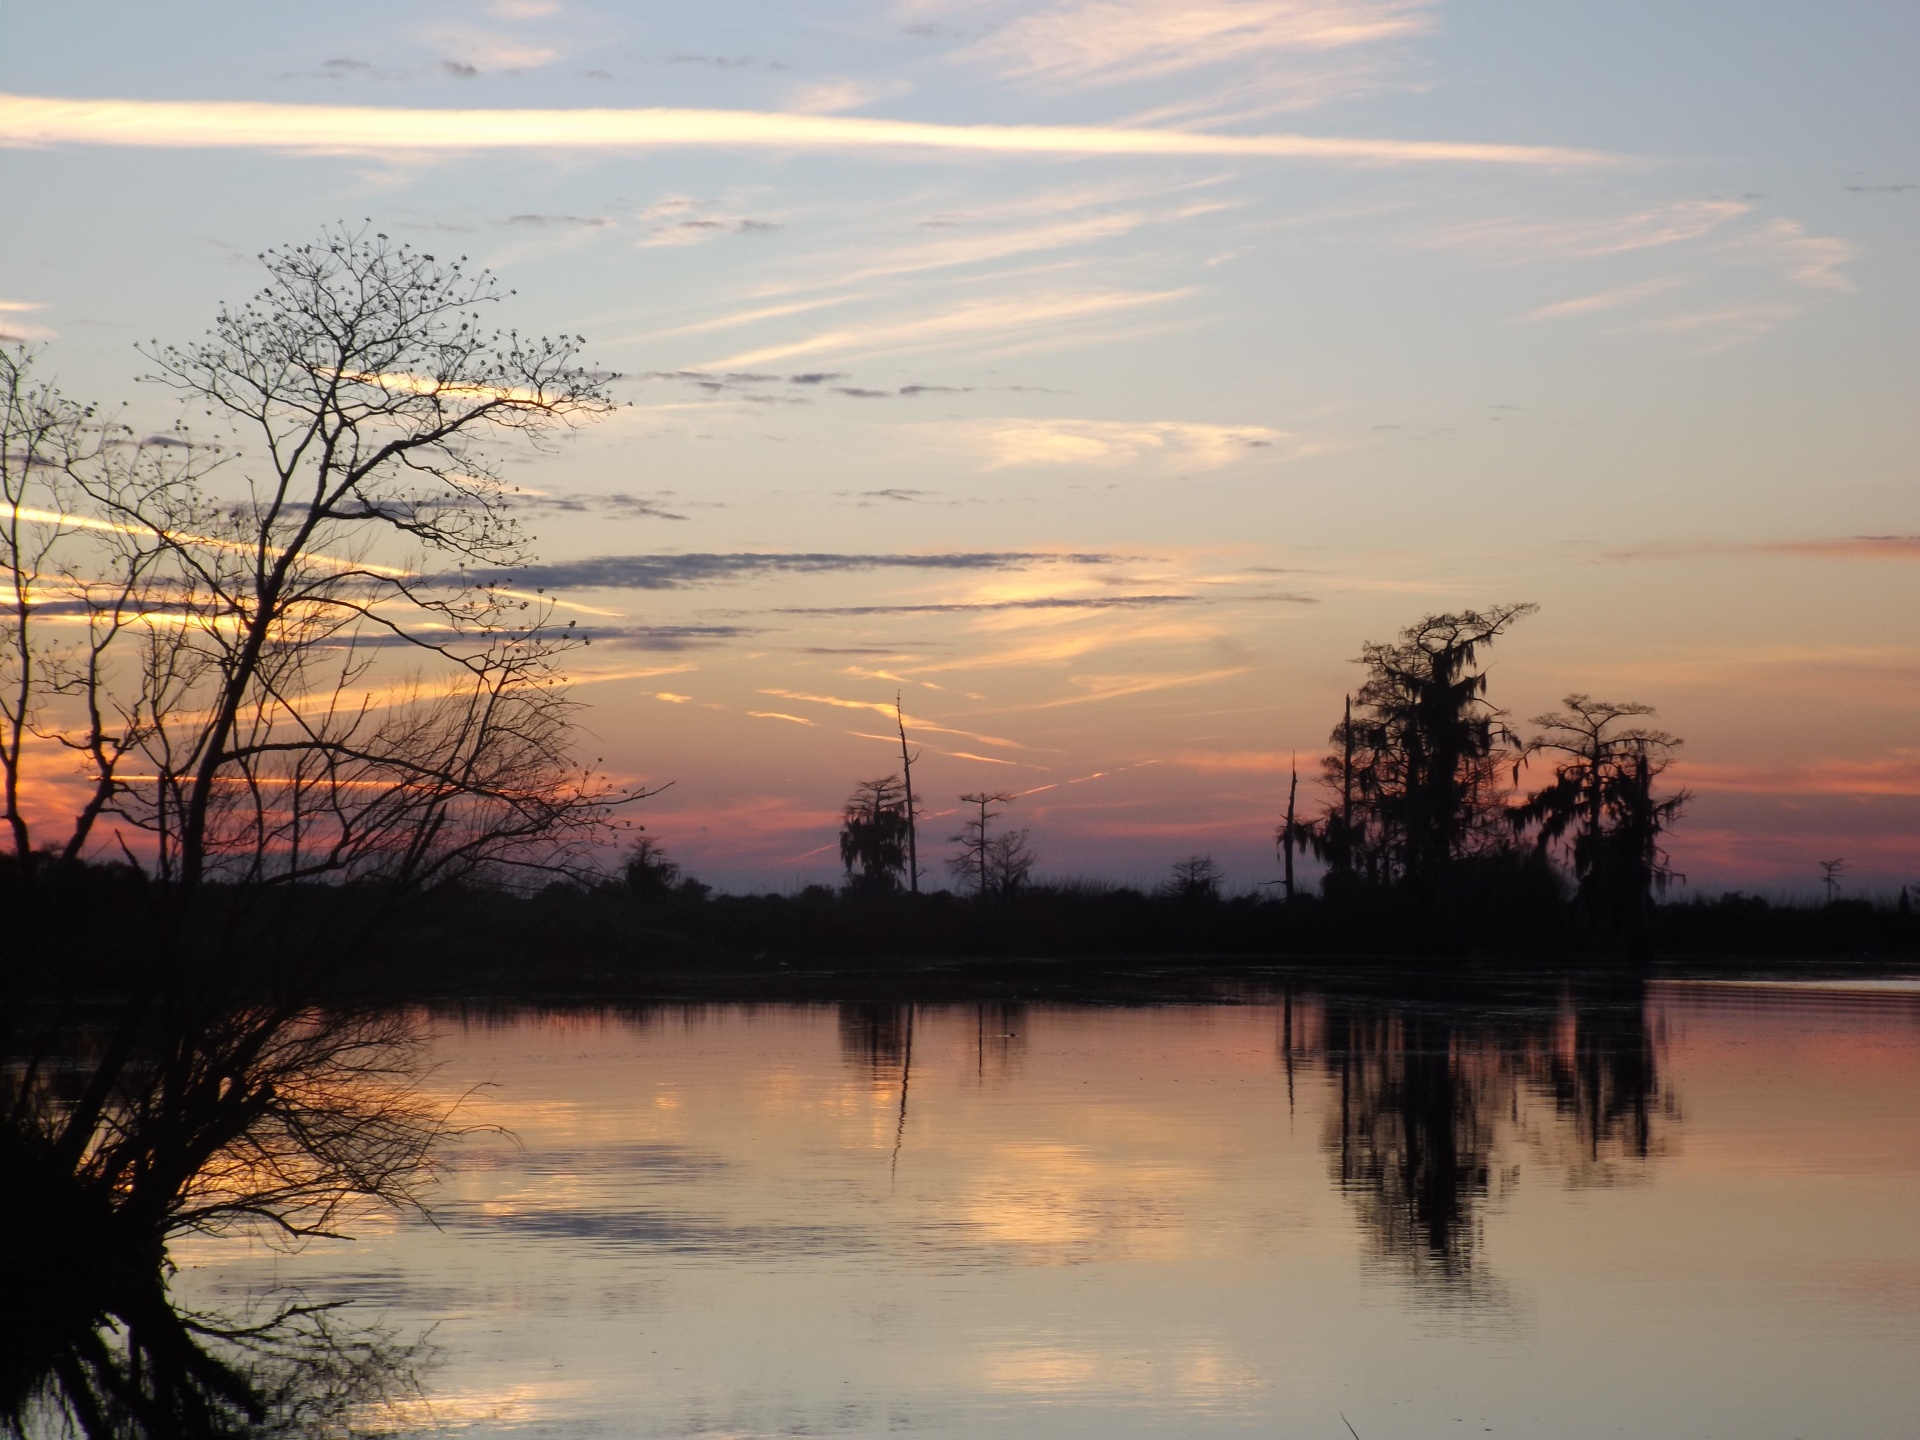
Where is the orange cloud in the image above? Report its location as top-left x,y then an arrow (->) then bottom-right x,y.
1671,753 -> 1920,798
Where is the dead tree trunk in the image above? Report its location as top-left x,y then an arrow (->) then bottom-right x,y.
896,695 -> 920,895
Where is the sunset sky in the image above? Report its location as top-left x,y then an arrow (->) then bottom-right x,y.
3,0 -> 1915,892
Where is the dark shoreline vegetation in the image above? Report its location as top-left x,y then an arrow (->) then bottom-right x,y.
9,854 -> 1918,1007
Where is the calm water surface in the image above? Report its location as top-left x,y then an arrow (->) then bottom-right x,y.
174,979 -> 1920,1438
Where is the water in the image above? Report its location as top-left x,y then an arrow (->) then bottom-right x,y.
172,977 -> 1920,1438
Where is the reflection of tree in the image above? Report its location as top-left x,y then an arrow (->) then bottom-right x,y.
1313,977 -> 1668,1296
1,1279 -> 426,1439
972,1003 -> 1028,1083
837,1004 -> 912,1074
1325,1007 -> 1501,1288
1529,977 -> 1669,1184
0,1004 -> 443,1438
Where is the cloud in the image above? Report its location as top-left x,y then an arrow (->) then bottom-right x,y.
1642,302 -> 1803,350
420,28 -> 558,73
0,299 -> 54,341
1415,200 -> 1752,262
1172,749 -> 1305,772
761,689 -> 1027,749
1602,535 -> 1920,564
516,491 -> 691,521
499,212 -> 617,229
0,93 -> 1617,168
1028,666 -> 1251,707
590,624 -> 760,649
785,77 -> 915,115
624,196 -> 787,248
922,416 -> 1291,469
700,289 -> 1193,368
747,711 -> 815,725
1726,218 -> 1856,292
1758,536 -> 1920,560
953,0 -> 1434,88
491,550 -> 1120,591
776,594 -> 1195,615
1673,752 -> 1920,799
1519,275 -> 1687,323
792,212 -> 1149,288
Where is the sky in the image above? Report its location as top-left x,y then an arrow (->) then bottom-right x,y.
2,0 -> 1916,894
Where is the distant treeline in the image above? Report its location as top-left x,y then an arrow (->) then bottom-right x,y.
8,856 -> 1915,1000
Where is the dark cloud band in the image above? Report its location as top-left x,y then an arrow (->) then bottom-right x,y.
484,551 -> 1121,591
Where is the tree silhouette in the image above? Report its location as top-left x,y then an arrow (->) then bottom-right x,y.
1296,606 -> 1535,914
948,791 -> 1014,898
622,833 -> 682,899
1818,858 -> 1847,903
1512,694 -> 1688,937
1166,854 -> 1223,901
840,774 -> 910,893
1,231 -> 625,923
984,827 -> 1037,897
895,695 -> 921,894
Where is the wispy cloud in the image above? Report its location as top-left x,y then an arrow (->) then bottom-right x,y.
760,689 -> 1028,749
1602,535 -> 1920,564
800,212 -> 1148,287
494,550 -> 1120,591
700,289 -> 1193,368
0,93 -> 1616,167
1172,749 -> 1302,772
1725,218 -> 1856,293
1758,535 -> 1920,560
417,25 -> 560,74
784,77 -> 915,115
1519,275 -> 1687,323
1028,665 -> 1250,707
776,594 -> 1195,616
513,491 -> 693,521
952,0 -> 1434,87
589,624 -> 760,649
0,299 -> 55,341
1415,200 -> 1752,262
920,416 -> 1296,469
1673,752 -> 1920,799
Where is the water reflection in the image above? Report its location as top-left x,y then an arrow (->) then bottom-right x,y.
0,1001 -> 438,1439
0,1280 -> 425,1440
838,1002 -> 1028,1082
165,978 -> 1919,1440
1302,976 -> 1671,1294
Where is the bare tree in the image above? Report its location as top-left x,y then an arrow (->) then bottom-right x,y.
1818,858 -> 1846,903
984,828 -> 1037,897
948,790 -> 1014,898
895,694 -> 920,894
0,347 -> 194,883
1,230 -> 624,941
1166,854 -> 1224,901
1276,755 -> 1299,899
0,232 -> 634,1406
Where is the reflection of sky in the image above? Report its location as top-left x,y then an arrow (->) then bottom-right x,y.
170,993 -> 1920,1438
3,1 -> 1916,888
